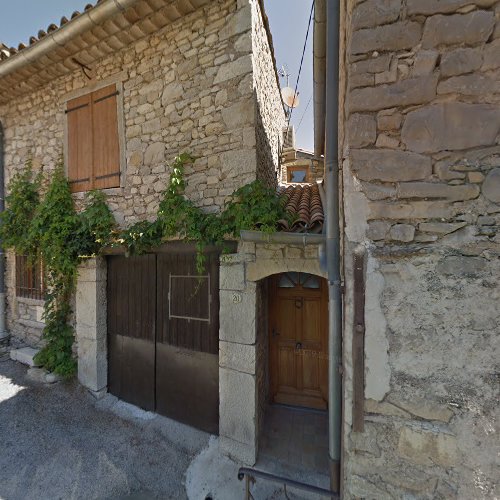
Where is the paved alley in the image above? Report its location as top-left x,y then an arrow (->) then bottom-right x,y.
0,358 -> 210,500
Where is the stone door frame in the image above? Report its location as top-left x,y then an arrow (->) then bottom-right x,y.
218,242 -> 327,465
75,257 -> 108,396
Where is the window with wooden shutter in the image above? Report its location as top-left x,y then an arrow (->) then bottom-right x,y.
16,255 -> 44,300
66,84 -> 121,192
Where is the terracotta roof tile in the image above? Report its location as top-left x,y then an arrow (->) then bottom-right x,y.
0,2 -> 96,60
278,183 -> 325,234
0,0 -> 215,103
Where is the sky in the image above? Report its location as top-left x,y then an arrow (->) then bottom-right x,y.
0,0 -> 314,151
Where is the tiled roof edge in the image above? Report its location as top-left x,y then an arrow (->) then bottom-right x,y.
0,0 -> 138,78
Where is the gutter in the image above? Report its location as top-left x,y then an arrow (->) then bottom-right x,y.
0,122 -> 7,340
0,0 -> 140,81
240,230 -> 325,245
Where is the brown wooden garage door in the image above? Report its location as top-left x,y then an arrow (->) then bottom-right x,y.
107,248 -> 220,433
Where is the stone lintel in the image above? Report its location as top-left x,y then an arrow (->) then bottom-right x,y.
246,257 -> 325,282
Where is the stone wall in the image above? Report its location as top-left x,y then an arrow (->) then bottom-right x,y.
5,251 -> 45,346
0,0 -> 257,223
219,240 -> 326,464
251,0 -> 287,187
342,0 -> 500,498
280,150 -> 324,184
0,0 -> 284,347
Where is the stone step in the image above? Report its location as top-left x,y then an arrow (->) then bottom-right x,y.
10,347 -> 41,367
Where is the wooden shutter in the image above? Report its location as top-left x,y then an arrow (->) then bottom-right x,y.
66,84 -> 120,192
92,85 -> 121,190
67,93 -> 92,193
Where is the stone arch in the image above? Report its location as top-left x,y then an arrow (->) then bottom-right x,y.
246,256 -> 327,283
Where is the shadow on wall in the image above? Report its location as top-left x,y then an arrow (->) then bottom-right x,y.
255,92 -> 281,189
0,359 -> 207,499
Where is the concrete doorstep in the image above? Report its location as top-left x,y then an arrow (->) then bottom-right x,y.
10,347 -> 62,384
9,347 -> 40,367
186,437 -> 328,500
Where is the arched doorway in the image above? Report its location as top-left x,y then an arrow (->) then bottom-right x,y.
268,272 -> 329,410
259,271 -> 330,477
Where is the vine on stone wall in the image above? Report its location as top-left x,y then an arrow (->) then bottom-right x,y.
0,153 -> 291,377
0,157 -> 116,376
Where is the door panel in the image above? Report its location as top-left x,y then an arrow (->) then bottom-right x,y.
302,299 -> 322,344
156,344 -> 219,434
107,249 -> 220,432
278,346 -> 296,389
277,298 -> 298,343
107,255 -> 156,411
156,250 -> 220,433
270,273 -> 328,410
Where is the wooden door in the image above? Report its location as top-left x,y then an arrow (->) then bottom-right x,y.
156,249 -> 220,434
270,272 -> 328,410
107,254 -> 156,411
107,247 -> 220,433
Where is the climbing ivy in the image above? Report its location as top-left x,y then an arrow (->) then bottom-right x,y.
0,152 -> 291,377
0,157 -> 115,376
0,158 -> 41,256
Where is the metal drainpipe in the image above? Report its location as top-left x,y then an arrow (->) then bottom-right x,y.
0,122 -> 7,340
325,0 -> 342,492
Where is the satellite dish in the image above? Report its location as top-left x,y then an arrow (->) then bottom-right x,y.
281,87 -> 300,108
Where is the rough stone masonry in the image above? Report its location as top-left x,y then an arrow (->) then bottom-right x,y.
341,0 -> 499,498
0,0 -> 285,349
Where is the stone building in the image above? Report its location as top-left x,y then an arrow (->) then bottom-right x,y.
0,0 -> 285,345
324,0 -> 499,497
1,0 -> 499,498
280,126 -> 325,184
0,0 -> 296,473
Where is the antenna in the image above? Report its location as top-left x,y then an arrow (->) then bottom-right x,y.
278,64 -> 290,86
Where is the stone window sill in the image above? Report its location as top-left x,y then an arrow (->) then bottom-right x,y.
72,186 -> 124,199
18,318 -> 45,330
15,296 -> 44,307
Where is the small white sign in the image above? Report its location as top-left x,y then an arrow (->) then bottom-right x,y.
232,293 -> 242,304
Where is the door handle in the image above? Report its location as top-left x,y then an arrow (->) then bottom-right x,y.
296,342 -> 303,350
272,328 -> 280,337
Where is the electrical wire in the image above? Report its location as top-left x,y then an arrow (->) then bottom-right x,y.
279,0 -> 315,161
296,94 -> 312,132
287,0 -> 314,129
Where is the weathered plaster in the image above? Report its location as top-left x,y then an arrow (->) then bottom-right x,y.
364,254 -> 390,402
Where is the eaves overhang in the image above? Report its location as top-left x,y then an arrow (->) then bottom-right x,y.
0,0 -> 211,105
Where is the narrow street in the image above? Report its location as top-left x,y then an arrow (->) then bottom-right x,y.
0,358 -> 210,500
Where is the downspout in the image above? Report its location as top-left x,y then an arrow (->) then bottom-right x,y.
325,0 -> 342,492
0,122 -> 7,340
